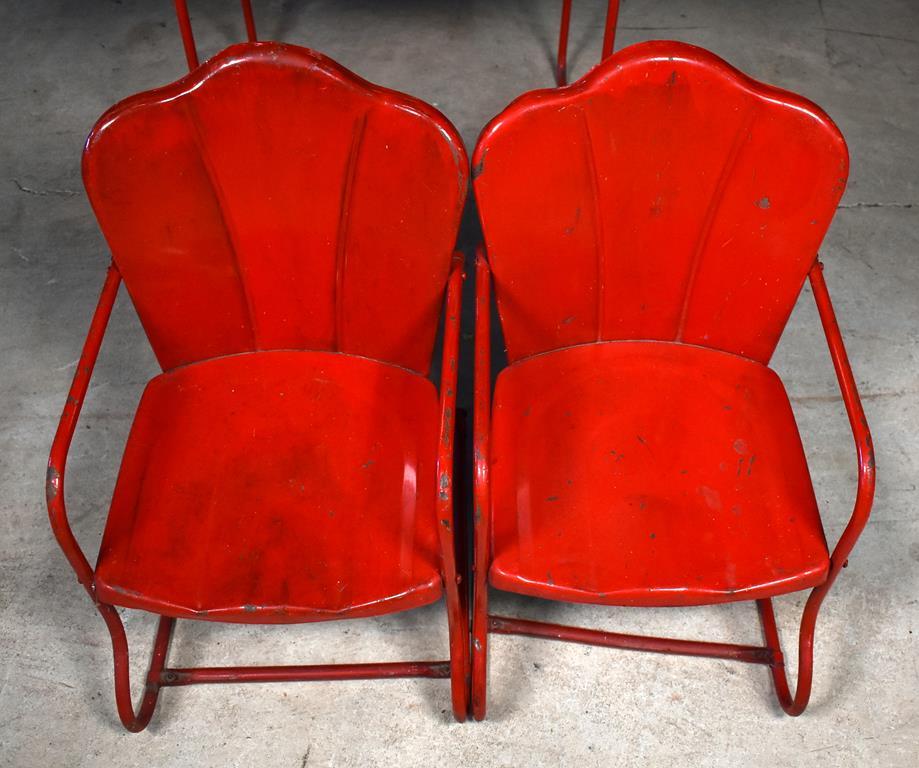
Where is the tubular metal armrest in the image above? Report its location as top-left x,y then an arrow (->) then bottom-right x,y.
46,264 -> 122,599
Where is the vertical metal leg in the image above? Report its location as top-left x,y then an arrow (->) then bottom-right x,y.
241,0 -> 257,42
471,253 -> 491,721
556,0 -> 620,86
556,0 -> 573,85
97,604 -> 175,732
173,0 -> 199,71
601,0 -> 620,60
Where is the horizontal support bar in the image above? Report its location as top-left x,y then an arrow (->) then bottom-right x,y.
488,615 -> 775,665
157,660 -> 451,686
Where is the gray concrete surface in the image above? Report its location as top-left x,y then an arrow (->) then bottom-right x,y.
1,0 -> 917,765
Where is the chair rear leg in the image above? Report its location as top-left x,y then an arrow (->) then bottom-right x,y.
97,604 -> 175,732
757,595 -> 820,716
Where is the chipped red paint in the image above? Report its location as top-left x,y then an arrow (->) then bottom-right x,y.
472,42 -> 873,719
48,43 -> 469,729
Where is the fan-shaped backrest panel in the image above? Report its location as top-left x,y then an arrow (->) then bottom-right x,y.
473,41 -> 847,364
84,43 -> 467,374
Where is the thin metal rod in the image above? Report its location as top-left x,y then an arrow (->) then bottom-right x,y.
601,0 -> 621,60
435,254 -> 469,722
241,0 -> 257,41
489,615 -> 775,665
158,661 -> 451,686
471,250 -> 492,721
46,265 -> 121,597
173,0 -> 199,71
556,0 -> 573,85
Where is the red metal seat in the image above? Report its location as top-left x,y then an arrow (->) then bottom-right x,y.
95,351 -> 442,622
489,341 -> 827,606
472,41 -> 874,719
47,42 -> 469,729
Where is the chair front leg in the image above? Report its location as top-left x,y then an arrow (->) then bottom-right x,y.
758,260 -> 876,716
98,606 -> 176,732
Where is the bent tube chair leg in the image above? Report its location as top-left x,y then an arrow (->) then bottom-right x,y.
471,256 -> 874,719
556,0 -> 620,86
48,260 -> 469,730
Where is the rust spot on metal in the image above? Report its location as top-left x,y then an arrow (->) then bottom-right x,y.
441,519 -> 451,530
472,149 -> 487,180
243,604 -> 258,613
45,465 -> 60,502
756,196 -> 771,209
546,495 -> 560,502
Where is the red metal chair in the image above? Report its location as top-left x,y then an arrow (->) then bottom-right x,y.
471,40 -> 875,719
47,41 -> 470,729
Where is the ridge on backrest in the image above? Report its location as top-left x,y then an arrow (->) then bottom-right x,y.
83,42 -> 468,374
473,41 -> 848,364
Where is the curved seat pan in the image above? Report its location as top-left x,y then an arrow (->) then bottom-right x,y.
94,351 -> 442,623
489,341 -> 829,607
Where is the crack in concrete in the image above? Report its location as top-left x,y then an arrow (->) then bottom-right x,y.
838,202 -> 915,209
11,179 -> 78,197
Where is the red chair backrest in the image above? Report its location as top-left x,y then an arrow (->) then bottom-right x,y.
473,41 -> 847,364
84,43 -> 467,374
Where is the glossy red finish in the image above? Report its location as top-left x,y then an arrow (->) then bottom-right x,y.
84,43 -> 466,375
556,0 -> 620,85
49,43 -> 469,728
489,341 -> 828,606
475,41 -> 848,366
472,42 -> 872,719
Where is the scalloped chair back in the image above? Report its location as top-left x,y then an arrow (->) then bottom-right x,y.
83,42 -> 467,374
473,41 -> 848,364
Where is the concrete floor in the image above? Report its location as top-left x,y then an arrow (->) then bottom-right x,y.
1,0 -> 917,765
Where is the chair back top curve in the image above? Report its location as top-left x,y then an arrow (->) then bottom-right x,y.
473,40 -> 848,365
83,42 -> 468,374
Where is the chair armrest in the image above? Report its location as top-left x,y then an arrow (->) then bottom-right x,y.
473,249 -> 491,590
435,254 -> 465,569
46,264 -> 122,598
808,260 -> 876,584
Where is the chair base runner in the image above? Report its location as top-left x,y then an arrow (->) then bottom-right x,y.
488,615 -> 777,665
101,605 -> 452,732
159,661 -> 451,686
